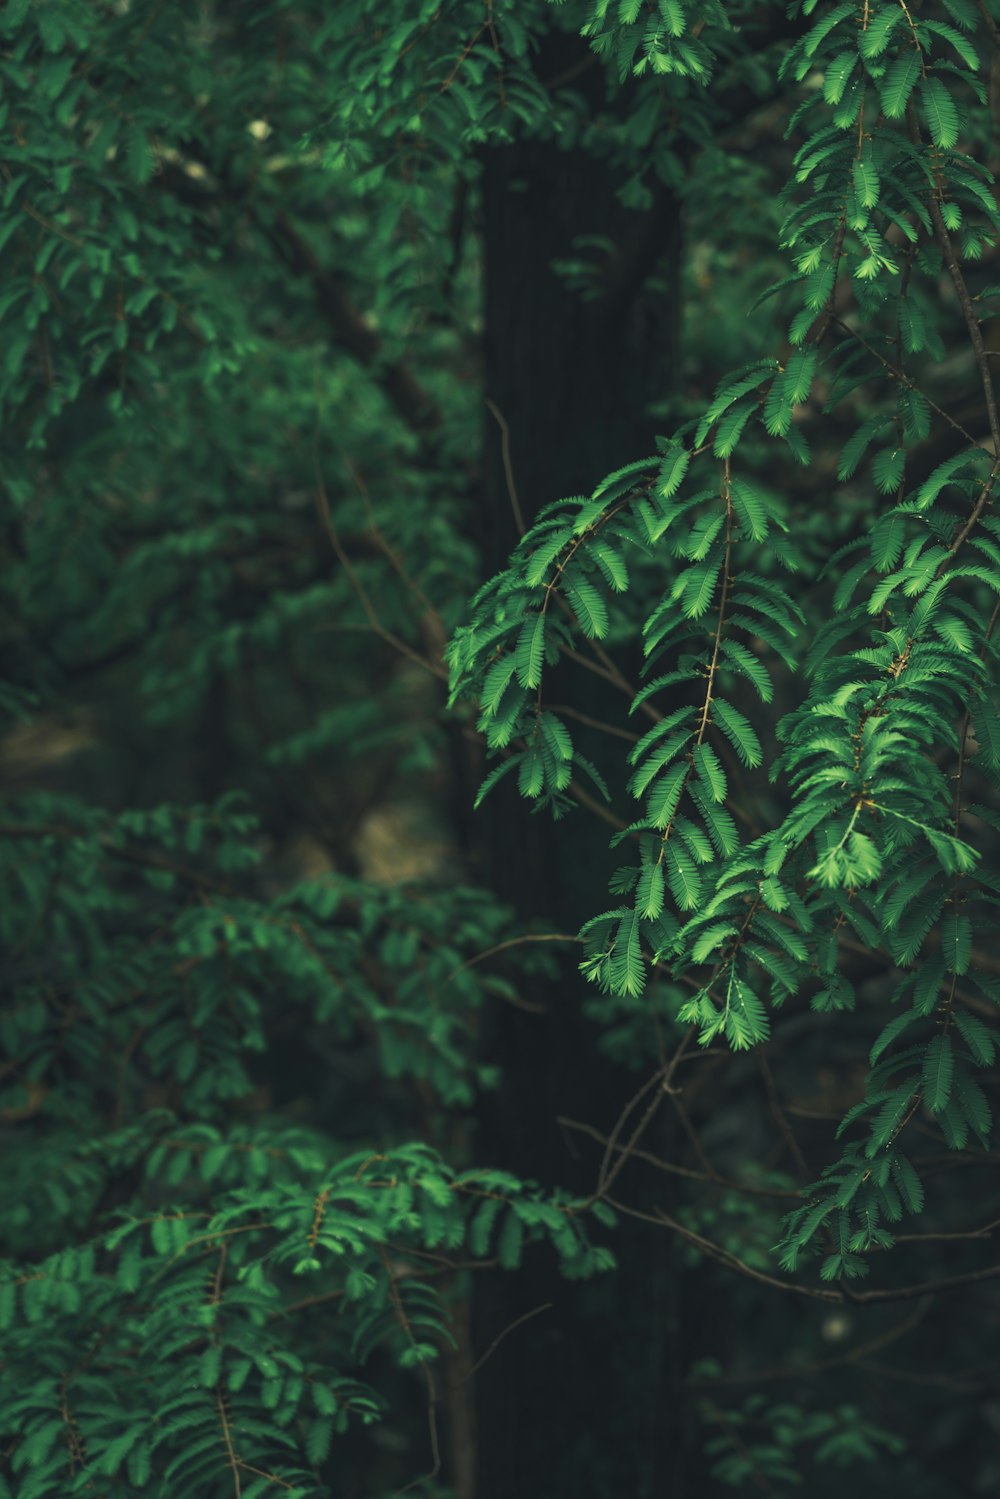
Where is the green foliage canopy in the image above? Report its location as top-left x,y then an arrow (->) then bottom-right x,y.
4,0 -> 1000,1494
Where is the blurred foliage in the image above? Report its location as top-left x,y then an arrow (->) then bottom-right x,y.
4,1 -> 1000,1496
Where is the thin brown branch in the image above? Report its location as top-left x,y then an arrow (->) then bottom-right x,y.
313,465 -> 448,682
756,1050 -> 809,1178
592,1031 -> 695,1205
606,1196 -> 843,1303
278,1287 -> 346,1317
593,1064 -> 668,1201
670,1087 -> 738,1184
544,703 -> 640,742
235,1461 -> 296,1491
929,209 -> 1000,456
210,1242 -> 228,1305
558,1115 -> 801,1199
560,644 -> 634,689
340,449 -> 446,644
216,1388 -> 242,1499
451,1302 -> 553,1386
566,778 -> 629,830
445,932 -> 580,984
844,1260 -> 1000,1304
558,639 -> 661,724
656,460 -> 734,866
948,455 -> 1000,556
895,1216 -> 1000,1244
828,314 -> 979,447
439,22 -> 489,94
606,1199 -> 1000,1305
486,398 -> 525,536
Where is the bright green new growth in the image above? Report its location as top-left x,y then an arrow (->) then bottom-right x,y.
449,0 -> 1000,1281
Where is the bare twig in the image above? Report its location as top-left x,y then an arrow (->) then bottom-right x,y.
592,1030 -> 696,1205
558,1115 -> 801,1199
445,931 -> 580,984
486,398 -> 526,536
929,207 -> 1000,455
606,1195 -> 843,1303
567,778 -> 629,830
544,703 -> 640,742
605,1198 -> 1000,1306
756,1051 -> 809,1178
451,1302 -> 553,1386
339,448 -> 446,642
313,464 -> 448,683
829,314 -> 979,447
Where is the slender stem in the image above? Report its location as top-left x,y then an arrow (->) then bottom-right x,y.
216,1388 -> 242,1499
907,97 -> 1000,453
829,314 -> 978,448
313,464 -> 448,682
486,397 -> 525,536
657,460 -> 734,866
544,703 -> 640,741
606,1195 -> 843,1303
609,1196 -> 1000,1305
450,1302 -> 553,1386
567,778 -> 628,830
693,461 -> 734,751
558,1115 -> 801,1199
756,1050 -> 808,1177
947,457 -> 1000,555
591,1029 -> 696,1205
931,198 -> 1000,454
444,931 -> 580,984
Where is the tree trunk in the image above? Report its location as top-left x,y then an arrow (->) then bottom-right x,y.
471,30 -> 687,1498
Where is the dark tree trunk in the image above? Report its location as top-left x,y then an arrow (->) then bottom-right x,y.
478,109 -> 680,568
470,29 -> 687,1499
